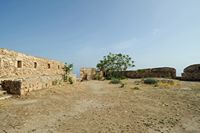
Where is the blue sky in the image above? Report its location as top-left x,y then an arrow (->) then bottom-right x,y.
0,0 -> 200,76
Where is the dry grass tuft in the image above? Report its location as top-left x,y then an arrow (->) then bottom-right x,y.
156,79 -> 180,89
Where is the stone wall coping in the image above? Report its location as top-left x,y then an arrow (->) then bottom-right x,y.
0,48 -> 64,65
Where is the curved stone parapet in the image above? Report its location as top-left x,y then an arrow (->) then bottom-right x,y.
123,67 -> 176,79
182,64 -> 200,81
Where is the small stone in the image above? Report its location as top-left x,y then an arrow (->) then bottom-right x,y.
32,129 -> 36,132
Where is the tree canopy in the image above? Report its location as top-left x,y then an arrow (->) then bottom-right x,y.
96,53 -> 135,78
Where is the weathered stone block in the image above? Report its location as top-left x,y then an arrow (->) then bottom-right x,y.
2,80 -> 21,95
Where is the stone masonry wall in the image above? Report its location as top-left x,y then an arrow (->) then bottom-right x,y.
2,75 -> 63,95
80,68 -> 97,80
0,48 -> 65,95
80,67 -> 176,80
122,67 -> 176,79
182,64 -> 200,81
0,48 -> 64,78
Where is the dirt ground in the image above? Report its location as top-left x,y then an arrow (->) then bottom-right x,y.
0,79 -> 200,133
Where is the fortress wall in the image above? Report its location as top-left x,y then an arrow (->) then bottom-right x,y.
121,67 -> 176,79
0,48 -> 64,78
182,64 -> 200,81
0,48 -> 65,95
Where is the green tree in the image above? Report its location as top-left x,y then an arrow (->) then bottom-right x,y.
63,63 -> 73,74
63,63 -> 73,82
96,53 -> 135,79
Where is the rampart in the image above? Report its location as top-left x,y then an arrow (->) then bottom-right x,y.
122,67 -> 176,79
0,48 -> 65,95
80,67 -> 176,80
182,64 -> 200,81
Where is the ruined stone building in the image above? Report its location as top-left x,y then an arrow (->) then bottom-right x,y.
182,64 -> 200,81
0,48 -> 65,95
80,68 -> 97,80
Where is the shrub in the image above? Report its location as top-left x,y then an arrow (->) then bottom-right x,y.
63,75 -> 74,84
63,75 -> 68,82
52,80 -> 58,85
106,76 -> 112,80
52,80 -> 62,86
157,80 -> 179,89
69,77 -> 73,84
134,81 -> 141,85
137,69 -> 145,73
95,73 -> 101,80
120,76 -> 127,80
144,78 -> 158,84
110,78 -> 121,84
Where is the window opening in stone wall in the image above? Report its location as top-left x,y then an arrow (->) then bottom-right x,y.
34,62 -> 37,68
17,61 -> 22,68
48,63 -> 51,69
58,65 -> 60,69
198,67 -> 200,71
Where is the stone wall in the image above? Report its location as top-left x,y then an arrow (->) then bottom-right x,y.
80,67 -> 176,80
0,48 -> 64,78
80,68 -> 97,80
2,75 -> 63,95
182,64 -> 200,81
0,48 -> 65,95
122,67 -> 176,79
2,80 -> 21,94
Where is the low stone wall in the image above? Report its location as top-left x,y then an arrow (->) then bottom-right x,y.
2,75 -> 63,95
122,67 -> 176,79
182,64 -> 200,81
